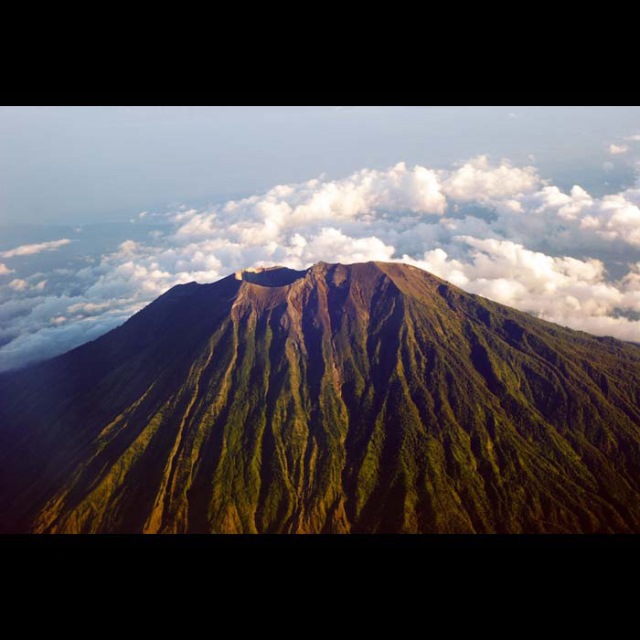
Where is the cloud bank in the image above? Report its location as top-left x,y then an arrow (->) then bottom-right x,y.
2,156 -> 640,371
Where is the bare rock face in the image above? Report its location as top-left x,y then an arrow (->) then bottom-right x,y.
2,261 -> 640,533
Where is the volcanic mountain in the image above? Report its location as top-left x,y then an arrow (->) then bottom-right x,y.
2,261 -> 640,533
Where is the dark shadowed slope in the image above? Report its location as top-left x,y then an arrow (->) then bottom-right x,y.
2,261 -> 640,533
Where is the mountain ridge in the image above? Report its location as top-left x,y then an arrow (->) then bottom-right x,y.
2,261 -> 640,533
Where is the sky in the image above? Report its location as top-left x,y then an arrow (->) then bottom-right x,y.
1,106 -> 640,370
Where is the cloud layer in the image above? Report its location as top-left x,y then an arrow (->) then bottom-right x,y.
2,155 -> 640,371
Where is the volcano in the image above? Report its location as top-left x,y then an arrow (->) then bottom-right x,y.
2,261 -> 640,533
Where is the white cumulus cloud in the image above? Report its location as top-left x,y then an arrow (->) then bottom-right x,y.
8,279 -> 29,292
402,238 -> 640,339
3,156 -> 640,371
441,156 -> 541,202
609,143 -> 629,155
0,238 -> 71,259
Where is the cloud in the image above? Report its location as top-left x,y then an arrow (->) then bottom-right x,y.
177,163 -> 447,245
0,238 -> 71,259
3,157 -> 640,371
440,156 -> 540,202
0,313 -> 130,371
8,279 -> 29,292
625,134 -> 640,142
485,184 -> 640,254
402,238 -> 640,339
609,143 -> 629,155
0,263 -> 13,276
288,228 -> 395,265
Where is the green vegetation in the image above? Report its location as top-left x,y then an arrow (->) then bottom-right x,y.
2,261 -> 640,533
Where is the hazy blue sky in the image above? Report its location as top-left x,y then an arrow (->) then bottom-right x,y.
2,106 -> 640,224
2,106 -> 640,371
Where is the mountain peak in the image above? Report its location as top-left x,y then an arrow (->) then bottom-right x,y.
230,260 -> 441,292
234,265 -> 309,287
3,260 -> 640,533
231,261 -> 390,290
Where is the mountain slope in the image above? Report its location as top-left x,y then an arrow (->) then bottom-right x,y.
2,261 -> 640,533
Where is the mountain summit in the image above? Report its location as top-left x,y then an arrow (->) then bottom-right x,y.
2,261 -> 640,533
